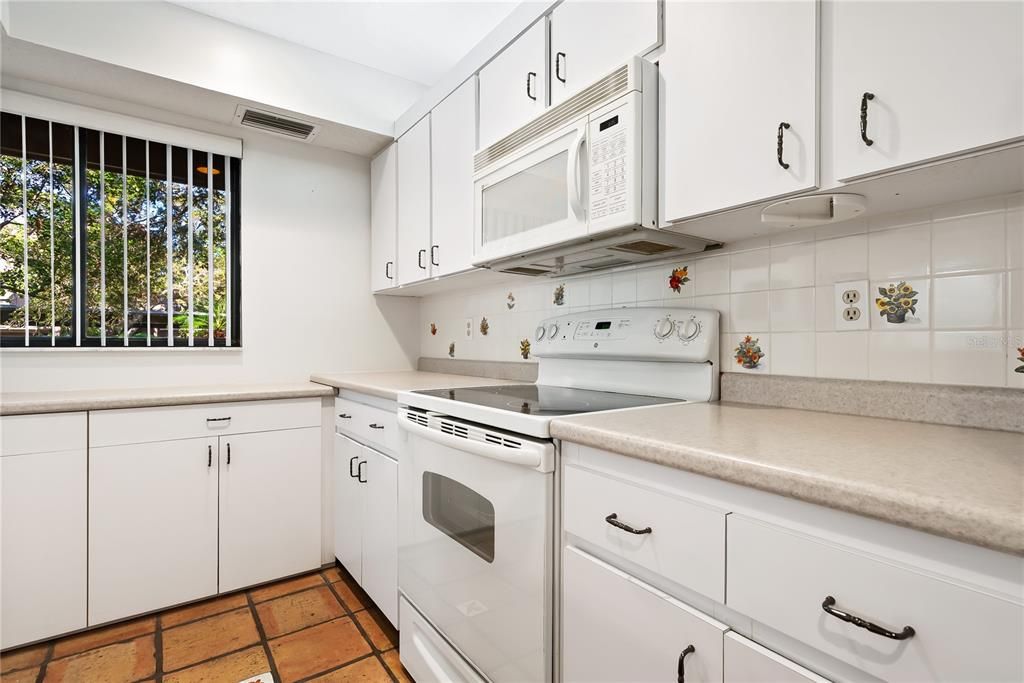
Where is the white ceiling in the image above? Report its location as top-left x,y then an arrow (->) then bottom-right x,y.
170,1 -> 521,87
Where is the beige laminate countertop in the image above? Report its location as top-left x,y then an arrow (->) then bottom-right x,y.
310,370 -> 522,401
549,402 -> 1024,556
0,382 -> 334,415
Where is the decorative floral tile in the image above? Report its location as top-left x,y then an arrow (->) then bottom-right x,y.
429,323 -> 437,336
479,317 -> 489,336
733,334 -> 766,370
448,342 -> 455,358
1010,331 -> 1024,388
668,266 -> 691,293
553,284 -> 565,307
506,292 -> 516,310
871,279 -> 929,329
519,339 -> 531,360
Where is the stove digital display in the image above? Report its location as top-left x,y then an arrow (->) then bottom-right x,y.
594,321 -> 612,330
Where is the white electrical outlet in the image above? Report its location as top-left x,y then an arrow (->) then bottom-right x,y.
834,280 -> 869,330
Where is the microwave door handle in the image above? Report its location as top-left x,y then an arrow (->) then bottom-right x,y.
567,128 -> 587,220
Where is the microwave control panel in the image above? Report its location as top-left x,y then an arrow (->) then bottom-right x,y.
589,109 -> 629,221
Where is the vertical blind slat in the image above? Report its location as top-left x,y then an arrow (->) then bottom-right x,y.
166,145 -> 173,345
187,148 -> 193,346
20,116 -> 27,345
207,151 -> 213,346
122,137 -> 128,346
226,158 -> 232,347
74,126 -> 81,346
145,141 -> 151,347
49,121 -> 55,346
99,130 -> 106,346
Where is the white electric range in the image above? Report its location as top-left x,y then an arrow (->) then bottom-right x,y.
395,306 -> 720,683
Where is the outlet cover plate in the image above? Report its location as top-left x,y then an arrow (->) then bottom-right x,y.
835,280 -> 869,330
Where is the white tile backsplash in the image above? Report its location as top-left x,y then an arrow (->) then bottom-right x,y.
418,193 -> 1023,389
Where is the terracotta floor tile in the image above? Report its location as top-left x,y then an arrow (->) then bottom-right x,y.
1,641 -> 48,673
51,616 -> 156,658
162,607 -> 260,672
250,573 -> 326,603
308,656 -> 392,682
381,650 -> 412,683
268,617 -> 371,683
2,665 -> 42,683
162,645 -> 270,683
352,611 -> 397,652
43,635 -> 155,683
321,567 -> 343,583
330,580 -> 365,612
161,592 -> 249,628
256,585 -> 345,638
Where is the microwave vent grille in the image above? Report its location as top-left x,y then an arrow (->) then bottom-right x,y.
578,258 -> 633,270
608,240 -> 680,256
474,63 -> 631,173
504,265 -> 553,276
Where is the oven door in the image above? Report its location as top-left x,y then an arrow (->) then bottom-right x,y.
398,413 -> 555,683
473,116 -> 589,267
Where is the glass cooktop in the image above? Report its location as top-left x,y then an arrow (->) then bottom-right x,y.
412,384 -> 682,417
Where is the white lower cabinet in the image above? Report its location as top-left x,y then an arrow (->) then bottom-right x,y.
724,633 -> 829,683
1,413 -> 88,649
219,427 -> 322,592
562,546 -> 727,683
333,433 -> 398,626
89,437 -> 219,625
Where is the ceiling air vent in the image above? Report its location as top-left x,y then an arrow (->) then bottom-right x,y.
234,106 -> 320,141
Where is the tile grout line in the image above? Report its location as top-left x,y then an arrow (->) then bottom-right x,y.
34,642 -> 54,683
245,589 -> 284,683
322,569 -> 401,682
153,613 -> 163,683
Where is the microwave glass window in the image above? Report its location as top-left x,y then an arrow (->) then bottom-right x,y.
481,152 -> 567,246
422,472 -> 496,563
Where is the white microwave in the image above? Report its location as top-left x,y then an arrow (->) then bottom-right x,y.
472,58 -> 711,276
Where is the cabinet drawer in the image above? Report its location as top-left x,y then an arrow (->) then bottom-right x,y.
335,397 -> 397,454
90,398 -> 321,447
1,412 -> 86,456
724,633 -> 829,683
727,515 -> 1024,682
563,546 -> 726,683
563,465 -> 727,602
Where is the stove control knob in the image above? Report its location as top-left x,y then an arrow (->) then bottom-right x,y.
654,317 -> 675,340
679,317 -> 702,342
547,323 -> 560,339
535,326 -> 546,341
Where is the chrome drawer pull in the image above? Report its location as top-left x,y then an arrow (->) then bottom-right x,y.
369,423 -> 385,430
206,416 -> 231,424
605,513 -> 652,535
338,413 -> 352,419
821,595 -> 915,640
677,644 -> 695,683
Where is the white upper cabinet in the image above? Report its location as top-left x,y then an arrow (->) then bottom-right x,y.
430,76 -> 478,277
830,0 -> 1024,181
549,0 -> 660,105
661,0 -> 819,224
478,19 -> 547,149
397,115 -> 432,285
370,143 -> 397,291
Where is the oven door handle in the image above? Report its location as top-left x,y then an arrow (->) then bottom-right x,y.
399,414 -> 554,473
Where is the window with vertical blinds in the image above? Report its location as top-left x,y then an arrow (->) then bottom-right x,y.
0,111 -> 240,347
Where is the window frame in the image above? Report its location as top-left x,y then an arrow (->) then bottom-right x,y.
0,111 -> 242,349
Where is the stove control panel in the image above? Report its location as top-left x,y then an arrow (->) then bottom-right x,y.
533,307 -> 718,363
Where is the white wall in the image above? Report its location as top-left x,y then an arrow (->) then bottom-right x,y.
1,0 -> 425,136
420,193 -> 1024,389
0,91 -> 419,392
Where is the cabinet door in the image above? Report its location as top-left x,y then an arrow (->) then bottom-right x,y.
478,19 -> 547,148
724,633 -> 830,683
360,446 -> 398,627
562,546 -> 727,683
831,0 -> 1024,180
219,428 -> 322,592
397,115 -> 432,285
430,76 -> 477,277
1,448 -> 87,648
371,143 -> 398,291
333,434 -> 364,582
661,0 -> 818,223
90,438 -> 218,624
549,0 -> 659,105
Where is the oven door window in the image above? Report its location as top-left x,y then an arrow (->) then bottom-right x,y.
422,471 -> 495,563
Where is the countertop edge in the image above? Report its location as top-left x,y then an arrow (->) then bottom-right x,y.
549,420 -> 1024,557
309,375 -> 395,400
0,385 -> 335,416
